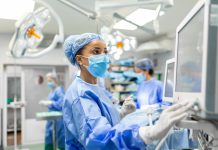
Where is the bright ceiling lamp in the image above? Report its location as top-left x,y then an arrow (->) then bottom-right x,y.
113,20 -> 137,30
0,0 -> 35,20
101,27 -> 137,60
113,8 -> 164,30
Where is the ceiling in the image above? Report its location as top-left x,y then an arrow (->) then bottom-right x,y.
0,0 -> 198,43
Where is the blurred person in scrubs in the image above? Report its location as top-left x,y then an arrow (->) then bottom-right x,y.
62,33 -> 191,150
135,58 -> 163,108
39,73 -> 65,150
179,62 -> 202,92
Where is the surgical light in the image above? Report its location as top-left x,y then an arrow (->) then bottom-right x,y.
110,38 -> 116,45
109,46 -> 117,54
9,0 -> 64,58
116,42 -> 124,49
130,39 -> 137,49
100,28 -> 137,59
117,49 -> 123,55
115,35 -> 122,42
114,53 -> 121,60
123,39 -> 130,44
123,44 -> 131,51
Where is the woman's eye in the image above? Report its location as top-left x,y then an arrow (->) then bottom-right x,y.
92,49 -> 100,54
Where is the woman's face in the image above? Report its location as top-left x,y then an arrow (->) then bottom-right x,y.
76,40 -> 108,66
134,67 -> 143,73
47,77 -> 53,83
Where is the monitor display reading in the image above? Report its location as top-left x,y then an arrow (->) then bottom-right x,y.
175,6 -> 204,93
165,63 -> 175,98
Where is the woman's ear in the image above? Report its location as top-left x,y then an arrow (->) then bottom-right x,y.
76,55 -> 82,66
144,71 -> 149,76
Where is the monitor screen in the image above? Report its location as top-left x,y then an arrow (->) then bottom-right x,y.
175,6 -> 204,93
165,62 -> 175,98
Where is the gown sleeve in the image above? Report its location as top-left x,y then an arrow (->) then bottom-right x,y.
157,83 -> 163,103
49,87 -> 65,111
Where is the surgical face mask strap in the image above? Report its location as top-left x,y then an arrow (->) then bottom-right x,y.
78,55 -> 97,78
78,55 -> 89,68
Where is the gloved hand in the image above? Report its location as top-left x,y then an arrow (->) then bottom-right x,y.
120,95 -> 136,118
39,100 -> 52,107
112,98 -> 120,105
139,102 -> 192,144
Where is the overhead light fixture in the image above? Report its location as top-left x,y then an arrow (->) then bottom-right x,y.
114,53 -> 121,60
114,8 -> 165,30
113,20 -> 137,30
127,8 -> 165,26
100,28 -> 137,60
9,0 -> 64,58
0,0 -> 35,20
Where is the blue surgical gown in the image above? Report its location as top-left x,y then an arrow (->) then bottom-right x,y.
63,77 -> 146,150
137,79 -> 163,107
45,86 -> 65,148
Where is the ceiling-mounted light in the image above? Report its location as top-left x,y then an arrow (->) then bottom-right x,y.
114,53 -> 121,60
117,49 -> 123,55
113,20 -> 137,30
0,0 -> 35,20
9,0 -> 64,58
116,42 -> 124,49
110,38 -> 116,45
124,44 -> 131,51
100,27 -> 137,59
109,46 -> 117,54
130,39 -> 137,48
115,35 -> 122,42
127,8 -> 165,26
113,8 -> 164,30
123,39 -> 130,45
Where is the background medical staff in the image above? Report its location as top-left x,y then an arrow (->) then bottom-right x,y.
62,33 -> 191,150
135,58 -> 163,107
39,73 -> 65,150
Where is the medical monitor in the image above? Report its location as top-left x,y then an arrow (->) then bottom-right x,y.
174,0 -> 218,119
163,58 -> 175,102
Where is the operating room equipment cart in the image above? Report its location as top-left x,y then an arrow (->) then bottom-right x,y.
36,111 -> 63,150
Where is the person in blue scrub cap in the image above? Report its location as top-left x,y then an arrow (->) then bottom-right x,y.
39,73 -> 65,150
63,33 -> 191,150
135,58 -> 163,107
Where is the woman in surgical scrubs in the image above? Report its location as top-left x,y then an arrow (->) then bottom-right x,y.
39,73 -> 65,150
135,58 -> 163,108
63,33 -> 191,150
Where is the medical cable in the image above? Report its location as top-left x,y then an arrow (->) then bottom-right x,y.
155,127 -> 173,150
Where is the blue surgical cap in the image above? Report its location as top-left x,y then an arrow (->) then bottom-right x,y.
135,58 -> 154,71
63,33 -> 103,65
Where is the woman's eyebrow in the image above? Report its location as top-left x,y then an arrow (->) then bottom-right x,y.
92,47 -> 101,49
91,47 -> 107,50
